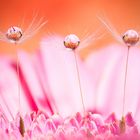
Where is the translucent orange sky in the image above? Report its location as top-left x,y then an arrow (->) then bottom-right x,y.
0,0 -> 140,57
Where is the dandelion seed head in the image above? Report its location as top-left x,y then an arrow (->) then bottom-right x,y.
6,26 -> 23,43
122,29 -> 139,46
64,34 -> 80,50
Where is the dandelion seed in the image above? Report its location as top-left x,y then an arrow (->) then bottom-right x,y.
121,29 -> 139,119
64,34 -> 85,114
63,31 -> 104,114
0,16 -> 47,44
97,15 -> 140,132
0,15 -> 47,136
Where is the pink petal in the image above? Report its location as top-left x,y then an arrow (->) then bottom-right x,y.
0,56 -> 31,120
125,112 -> 135,127
86,44 -> 140,120
18,51 -> 53,115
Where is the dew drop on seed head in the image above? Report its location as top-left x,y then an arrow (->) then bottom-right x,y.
6,26 -> 23,43
64,34 -> 80,50
122,29 -> 139,46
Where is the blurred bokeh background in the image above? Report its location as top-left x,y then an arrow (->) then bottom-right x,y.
0,0 -> 140,58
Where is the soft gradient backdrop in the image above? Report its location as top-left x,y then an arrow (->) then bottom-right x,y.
0,0 -> 140,58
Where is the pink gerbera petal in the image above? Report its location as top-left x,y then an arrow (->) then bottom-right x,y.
0,36 -> 140,139
0,56 -> 31,120
86,44 -> 140,121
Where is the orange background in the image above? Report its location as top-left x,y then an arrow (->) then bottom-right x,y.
0,0 -> 140,58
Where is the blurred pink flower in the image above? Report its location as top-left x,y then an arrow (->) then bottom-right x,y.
0,36 -> 140,139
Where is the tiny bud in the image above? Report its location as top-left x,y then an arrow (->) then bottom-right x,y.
122,29 -> 139,46
64,34 -> 80,50
6,26 -> 22,42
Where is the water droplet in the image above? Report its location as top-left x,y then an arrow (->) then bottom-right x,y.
122,29 -> 139,46
6,26 -> 22,43
64,34 -> 80,50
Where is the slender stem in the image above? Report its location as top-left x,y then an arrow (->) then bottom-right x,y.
15,43 -> 21,114
73,50 -> 86,114
122,46 -> 130,116
16,51 -> 25,136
